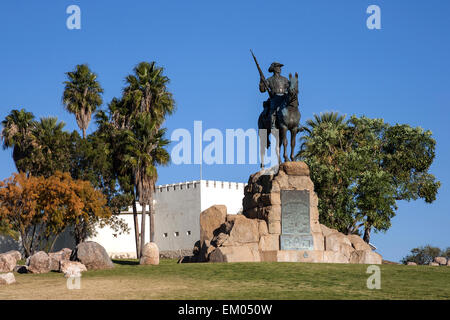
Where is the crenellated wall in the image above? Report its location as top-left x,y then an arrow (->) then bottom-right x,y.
88,180 -> 246,258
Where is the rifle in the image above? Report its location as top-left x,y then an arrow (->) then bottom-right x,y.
250,49 -> 272,98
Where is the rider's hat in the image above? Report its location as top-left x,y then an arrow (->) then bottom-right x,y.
268,62 -> 284,73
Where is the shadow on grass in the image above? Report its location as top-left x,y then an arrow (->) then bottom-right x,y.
112,259 -> 139,266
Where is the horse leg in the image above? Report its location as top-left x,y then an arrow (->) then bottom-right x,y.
272,128 -> 281,165
259,131 -> 265,169
290,127 -> 298,161
278,127 -> 287,163
280,127 -> 288,162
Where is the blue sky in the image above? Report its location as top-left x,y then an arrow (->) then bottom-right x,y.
0,0 -> 449,262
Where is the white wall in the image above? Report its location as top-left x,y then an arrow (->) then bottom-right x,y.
153,181 -> 202,252
200,180 -> 245,214
88,214 -> 150,258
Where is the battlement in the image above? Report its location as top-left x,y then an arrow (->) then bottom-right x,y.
156,181 -> 201,192
122,180 -> 246,214
156,180 -> 246,193
203,180 -> 246,190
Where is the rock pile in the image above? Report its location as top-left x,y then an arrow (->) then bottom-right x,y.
26,246 -> 94,277
0,241 -> 114,284
185,162 -> 382,264
426,257 -> 449,266
26,248 -> 78,274
0,251 -> 21,285
406,257 -> 449,266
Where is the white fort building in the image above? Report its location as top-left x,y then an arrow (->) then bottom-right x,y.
89,180 -> 246,258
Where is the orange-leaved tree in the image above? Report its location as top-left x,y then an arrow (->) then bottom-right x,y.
0,171 -> 111,257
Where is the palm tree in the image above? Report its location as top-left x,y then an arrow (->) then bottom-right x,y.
121,61 -> 174,255
1,109 -> 36,173
301,112 -> 346,135
123,61 -> 174,125
63,64 -> 104,139
122,113 -> 169,257
146,128 -> 170,243
296,111 -> 347,159
92,62 -> 174,257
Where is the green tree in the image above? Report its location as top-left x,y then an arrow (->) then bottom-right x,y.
63,64 -> 104,139
297,112 -> 355,233
401,245 -> 446,265
61,65 -> 131,242
441,247 -> 450,259
302,112 -> 346,132
297,113 -> 441,243
96,99 -> 143,258
66,130 -> 129,244
30,117 -> 72,177
1,111 -> 72,177
1,109 -> 36,173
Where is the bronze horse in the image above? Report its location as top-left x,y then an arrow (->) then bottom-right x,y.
258,73 -> 301,168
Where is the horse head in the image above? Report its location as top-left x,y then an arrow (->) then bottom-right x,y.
288,72 -> 299,108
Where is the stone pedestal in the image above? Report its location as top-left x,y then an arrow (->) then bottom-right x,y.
189,162 -> 382,265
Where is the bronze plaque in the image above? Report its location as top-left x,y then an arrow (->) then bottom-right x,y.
280,190 -> 313,251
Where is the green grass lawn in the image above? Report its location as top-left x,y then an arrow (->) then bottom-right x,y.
1,259 -> 449,300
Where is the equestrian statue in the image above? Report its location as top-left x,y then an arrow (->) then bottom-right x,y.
251,50 -> 301,168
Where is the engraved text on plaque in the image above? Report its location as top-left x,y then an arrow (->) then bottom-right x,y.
280,190 -> 314,250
